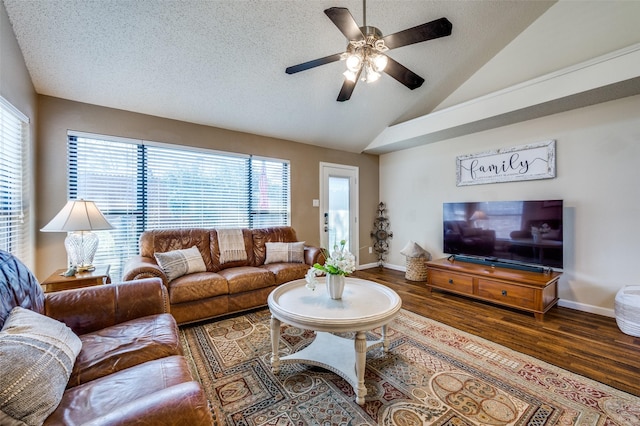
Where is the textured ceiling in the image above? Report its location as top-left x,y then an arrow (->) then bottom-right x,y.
3,0 -> 554,153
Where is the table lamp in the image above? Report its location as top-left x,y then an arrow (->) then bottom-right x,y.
469,210 -> 487,228
41,199 -> 113,272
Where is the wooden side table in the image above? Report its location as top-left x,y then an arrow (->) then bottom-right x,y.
41,265 -> 111,293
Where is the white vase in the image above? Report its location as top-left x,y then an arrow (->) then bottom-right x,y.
326,274 -> 345,299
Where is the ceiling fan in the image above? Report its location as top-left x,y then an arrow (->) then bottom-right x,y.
285,3 -> 452,102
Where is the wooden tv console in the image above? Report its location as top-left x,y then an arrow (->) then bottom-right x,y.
425,257 -> 561,320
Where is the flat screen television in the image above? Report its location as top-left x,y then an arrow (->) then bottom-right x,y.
443,200 -> 563,269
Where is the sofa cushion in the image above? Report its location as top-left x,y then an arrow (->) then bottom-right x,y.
261,263 -> 311,285
168,272 -> 229,304
68,313 -> 182,388
140,229 -> 214,271
264,241 -> 305,264
218,266 -> 276,293
0,307 -> 82,425
45,356 -> 199,425
251,226 -> 299,266
210,229 -> 254,270
155,246 -> 207,282
461,227 -> 482,237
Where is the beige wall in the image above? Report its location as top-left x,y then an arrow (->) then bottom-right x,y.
36,96 -> 379,279
0,1 -> 38,268
380,94 -> 640,316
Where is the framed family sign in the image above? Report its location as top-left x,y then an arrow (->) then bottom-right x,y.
456,140 -> 556,186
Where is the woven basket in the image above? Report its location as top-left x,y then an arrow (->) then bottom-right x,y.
405,257 -> 429,281
615,285 -> 640,337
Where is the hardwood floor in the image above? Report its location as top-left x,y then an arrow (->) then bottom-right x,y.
353,267 -> 640,397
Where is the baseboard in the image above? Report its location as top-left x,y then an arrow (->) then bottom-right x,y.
357,262 -> 381,270
363,263 -> 616,318
557,299 -> 615,318
381,262 -> 405,272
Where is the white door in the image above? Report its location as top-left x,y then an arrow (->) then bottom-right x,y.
319,162 -> 359,264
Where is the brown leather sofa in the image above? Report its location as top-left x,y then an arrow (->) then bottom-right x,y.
122,226 -> 324,324
0,250 -> 212,425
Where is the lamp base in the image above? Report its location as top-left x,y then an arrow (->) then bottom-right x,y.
65,231 -> 99,271
75,264 -> 96,273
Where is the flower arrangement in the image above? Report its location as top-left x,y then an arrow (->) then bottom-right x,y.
305,239 -> 356,291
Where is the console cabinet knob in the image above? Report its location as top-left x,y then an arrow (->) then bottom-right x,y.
448,279 -> 454,284
501,290 -> 508,296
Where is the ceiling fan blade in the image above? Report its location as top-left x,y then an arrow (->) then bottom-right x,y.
384,56 -> 425,90
337,69 -> 362,102
285,53 -> 343,74
382,17 -> 452,50
324,7 -> 364,41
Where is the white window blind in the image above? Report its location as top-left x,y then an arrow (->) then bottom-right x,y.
0,97 -> 31,266
68,133 -> 290,281
251,157 -> 290,228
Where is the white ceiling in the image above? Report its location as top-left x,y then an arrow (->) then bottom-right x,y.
3,0 -> 555,153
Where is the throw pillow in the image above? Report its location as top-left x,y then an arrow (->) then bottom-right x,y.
399,240 -> 432,259
264,242 -> 305,264
0,307 -> 82,425
154,246 -> 207,282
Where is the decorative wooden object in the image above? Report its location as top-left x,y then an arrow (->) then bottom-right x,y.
371,202 -> 393,266
425,258 -> 561,320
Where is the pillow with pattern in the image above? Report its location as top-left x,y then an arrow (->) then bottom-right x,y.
0,307 -> 82,425
154,246 -> 207,282
264,242 -> 305,264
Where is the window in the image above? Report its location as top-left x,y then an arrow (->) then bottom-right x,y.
0,96 -> 31,266
68,132 -> 290,281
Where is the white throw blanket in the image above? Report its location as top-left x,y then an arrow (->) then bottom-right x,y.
218,228 -> 247,264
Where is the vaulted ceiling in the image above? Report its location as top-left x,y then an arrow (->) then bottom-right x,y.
3,0 -> 562,153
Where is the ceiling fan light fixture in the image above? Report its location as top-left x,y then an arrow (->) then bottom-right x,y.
361,64 -> 380,83
346,53 -> 363,72
343,69 -> 358,83
371,53 -> 388,72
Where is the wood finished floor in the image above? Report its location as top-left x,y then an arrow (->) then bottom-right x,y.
352,267 -> 640,397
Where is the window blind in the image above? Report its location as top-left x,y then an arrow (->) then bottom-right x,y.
251,157 -> 290,228
0,97 -> 31,266
68,133 -> 290,281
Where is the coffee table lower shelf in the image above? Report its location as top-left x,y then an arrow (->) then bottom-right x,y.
267,277 -> 401,405
270,329 -> 388,405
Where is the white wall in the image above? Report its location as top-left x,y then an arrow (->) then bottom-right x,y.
438,0 -> 640,110
380,94 -> 640,316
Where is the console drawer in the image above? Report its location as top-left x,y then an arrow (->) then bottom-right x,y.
477,279 -> 535,309
429,270 -> 473,295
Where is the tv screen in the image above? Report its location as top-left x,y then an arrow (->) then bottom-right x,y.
443,200 -> 563,269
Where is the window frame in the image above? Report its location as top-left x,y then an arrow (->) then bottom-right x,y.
0,96 -> 31,266
67,131 -> 291,280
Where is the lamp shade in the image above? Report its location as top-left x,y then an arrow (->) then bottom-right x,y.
41,200 -> 113,272
41,200 -> 113,232
469,210 -> 487,221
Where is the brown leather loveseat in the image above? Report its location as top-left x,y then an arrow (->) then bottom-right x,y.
122,226 -> 323,324
0,250 -> 212,425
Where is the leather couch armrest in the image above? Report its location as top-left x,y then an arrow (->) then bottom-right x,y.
44,278 -> 170,335
62,382 -> 212,426
122,255 -> 168,285
304,246 -> 326,266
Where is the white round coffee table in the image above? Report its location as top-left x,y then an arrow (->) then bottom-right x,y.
267,277 -> 402,405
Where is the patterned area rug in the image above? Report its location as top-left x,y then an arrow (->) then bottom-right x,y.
179,308 -> 640,425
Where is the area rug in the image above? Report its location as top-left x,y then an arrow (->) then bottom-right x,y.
179,308 -> 640,425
